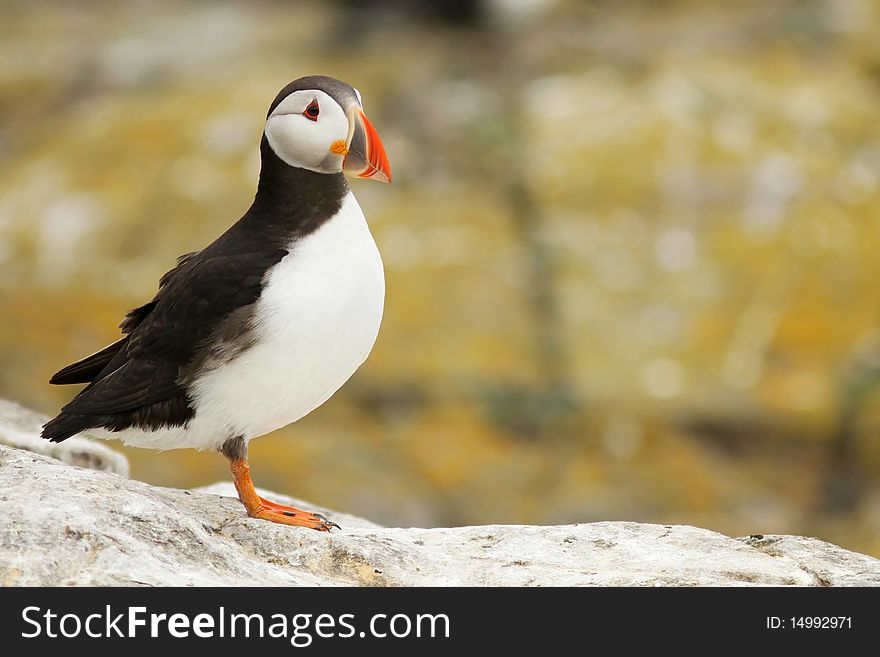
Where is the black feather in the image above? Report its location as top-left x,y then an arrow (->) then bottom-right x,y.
48,338 -> 128,385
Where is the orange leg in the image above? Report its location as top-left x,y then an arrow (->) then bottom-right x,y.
228,458 -> 339,531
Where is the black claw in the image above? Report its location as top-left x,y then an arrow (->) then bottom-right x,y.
309,512 -> 339,530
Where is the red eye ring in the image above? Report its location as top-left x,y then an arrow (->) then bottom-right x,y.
303,99 -> 319,121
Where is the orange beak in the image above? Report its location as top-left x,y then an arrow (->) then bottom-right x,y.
343,107 -> 392,183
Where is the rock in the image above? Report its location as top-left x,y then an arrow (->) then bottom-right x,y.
0,399 -> 129,477
738,534 -> 880,588
1,442 -> 878,586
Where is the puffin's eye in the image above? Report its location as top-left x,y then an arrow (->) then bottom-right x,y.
303,99 -> 320,121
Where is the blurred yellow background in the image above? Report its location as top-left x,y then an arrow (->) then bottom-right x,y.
2,0 -> 879,555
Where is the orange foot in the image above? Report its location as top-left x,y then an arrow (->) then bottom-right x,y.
253,495 -> 339,531
228,457 -> 339,531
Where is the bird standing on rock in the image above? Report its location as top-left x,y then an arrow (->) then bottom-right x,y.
42,76 -> 392,531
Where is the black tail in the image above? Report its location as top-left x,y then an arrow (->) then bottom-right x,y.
44,339 -> 128,442
41,413 -> 95,443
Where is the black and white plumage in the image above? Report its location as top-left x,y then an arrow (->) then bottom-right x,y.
42,76 -> 392,530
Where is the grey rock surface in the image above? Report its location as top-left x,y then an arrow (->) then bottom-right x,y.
1,442 -> 878,586
0,399 -> 129,477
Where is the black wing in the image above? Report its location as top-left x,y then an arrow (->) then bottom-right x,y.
48,337 -> 129,385
43,242 -> 288,442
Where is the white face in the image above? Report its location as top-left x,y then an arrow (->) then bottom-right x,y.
264,89 -> 350,173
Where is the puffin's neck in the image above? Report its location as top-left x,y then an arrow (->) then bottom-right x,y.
243,137 -> 349,240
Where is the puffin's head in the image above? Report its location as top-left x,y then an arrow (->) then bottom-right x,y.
264,75 -> 392,183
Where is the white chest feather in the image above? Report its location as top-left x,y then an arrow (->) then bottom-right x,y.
194,191 -> 385,439
101,192 -> 385,451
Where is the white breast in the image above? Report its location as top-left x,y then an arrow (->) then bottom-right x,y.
196,190 -> 385,440
99,191 -> 385,452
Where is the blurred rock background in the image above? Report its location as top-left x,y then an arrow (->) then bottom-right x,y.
1,0 -> 879,555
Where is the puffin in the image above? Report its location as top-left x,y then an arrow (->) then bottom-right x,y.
41,75 -> 392,532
